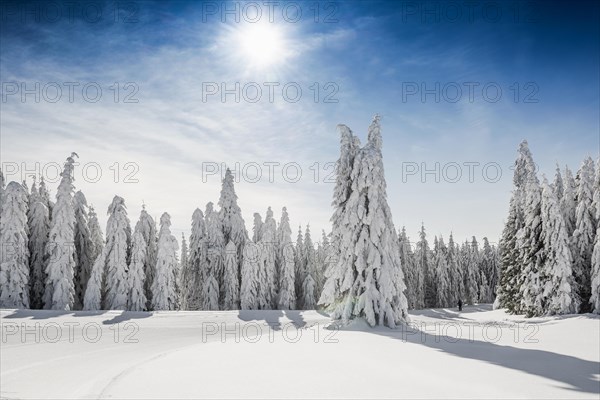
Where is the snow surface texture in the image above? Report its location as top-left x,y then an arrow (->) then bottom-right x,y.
1,305 -> 598,399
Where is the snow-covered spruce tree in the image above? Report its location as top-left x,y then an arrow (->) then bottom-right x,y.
467,237 -> 481,304
562,166 -> 577,237
134,206 -> 158,309
38,176 -> 54,215
202,275 -> 220,310
83,249 -> 105,310
316,230 -> 329,295
186,208 -> 207,310
0,169 -> 5,216
28,183 -> 50,309
517,162 -> 545,317
205,202 -> 224,309
447,233 -> 463,306
218,168 -> 248,268
277,207 -> 296,309
152,212 -> 179,310
495,195 -> 521,311
258,219 -> 277,310
223,240 -> 239,309
572,157 -> 596,312
540,178 -> 578,315
424,235 -> 438,308
44,154 -> 78,310
480,237 -> 498,303
252,213 -> 263,243
319,116 -> 408,327
434,236 -> 451,308
413,224 -> 429,310
294,225 -> 305,308
87,206 -> 104,267
552,164 -> 564,201
302,272 -> 317,309
73,191 -> 94,309
104,196 -> 132,310
398,227 -> 417,309
179,233 -> 188,298
0,182 -> 30,308
302,224 -> 318,309
591,160 -> 600,314
319,124 -> 361,312
127,229 -> 147,311
240,241 -> 260,310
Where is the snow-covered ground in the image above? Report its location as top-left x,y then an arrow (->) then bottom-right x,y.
1,305 -> 598,399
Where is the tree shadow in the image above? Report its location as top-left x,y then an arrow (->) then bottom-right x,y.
283,309 -> 306,328
100,310 -> 153,325
343,321 -> 600,395
237,309 -> 285,330
1,309 -> 108,320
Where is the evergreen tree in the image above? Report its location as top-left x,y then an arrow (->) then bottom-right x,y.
315,230 -> 329,295
294,225 -> 305,308
152,212 -> 179,310
480,237 -> 498,302
495,196 -> 522,312
104,196 -> 132,310
218,168 -> 248,273
186,208 -> 207,310
258,223 -> 277,309
468,237 -> 481,303
572,157 -> 596,312
223,240 -> 240,309
447,233 -> 463,306
414,224 -> 429,309
0,182 -> 30,308
552,164 -> 564,201
434,236 -> 451,307
240,241 -> 260,310
134,206 -> 158,309
277,207 -> 296,310
540,178 -> 578,315
0,169 -> 5,216
73,191 -> 94,309
562,166 -> 577,237
87,206 -> 104,268
319,124 -> 361,314
591,160 -> 600,314
398,227 -> 416,309
179,233 -> 189,301
128,230 -> 147,311
319,116 -> 408,327
203,275 -> 220,310
83,249 -> 105,310
252,213 -> 263,243
302,272 -> 316,309
303,224 -> 317,308
205,202 -> 225,307
44,154 -> 77,310
28,182 -> 50,309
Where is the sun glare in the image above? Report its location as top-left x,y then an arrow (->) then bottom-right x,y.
238,23 -> 286,67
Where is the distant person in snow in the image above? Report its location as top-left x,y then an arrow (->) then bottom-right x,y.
458,299 -> 463,311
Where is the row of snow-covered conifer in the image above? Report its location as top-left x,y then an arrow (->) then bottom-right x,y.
495,141 -> 600,316
0,155 -> 332,311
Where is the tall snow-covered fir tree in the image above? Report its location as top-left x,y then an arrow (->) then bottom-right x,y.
240,241 -> 260,310
424,234 -> 438,308
27,181 -> 50,309
38,176 -> 54,218
73,191 -> 94,309
447,233 -> 463,306
434,236 -> 451,308
302,272 -> 317,309
152,212 -> 179,310
87,205 -> 104,270
128,230 -> 147,311
540,178 -> 578,315
104,196 -> 132,310
398,227 -> 417,309
277,207 -> 296,310
0,170 -> 5,216
413,224 -> 429,310
561,166 -> 577,237
83,248 -> 105,310
319,124 -> 360,313
179,233 -> 188,296
466,237 -> 481,305
218,168 -> 248,271
185,208 -> 207,310
480,237 -> 498,303
205,202 -> 224,308
252,213 -> 263,243
223,240 -> 239,309
134,206 -> 158,309
495,195 -> 522,312
552,164 -> 564,201
43,154 -> 77,310
0,182 -> 30,308
294,225 -> 305,308
590,159 -> 600,314
572,157 -> 596,312
302,224 -> 317,309
319,116 -> 408,327
257,211 -> 277,310
315,230 -> 329,295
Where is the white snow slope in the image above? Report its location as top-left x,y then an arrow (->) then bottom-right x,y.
1,305 -> 599,399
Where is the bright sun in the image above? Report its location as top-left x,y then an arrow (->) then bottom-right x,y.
238,24 -> 286,67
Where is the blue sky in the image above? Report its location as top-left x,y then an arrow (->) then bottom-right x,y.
1,0 -> 599,246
